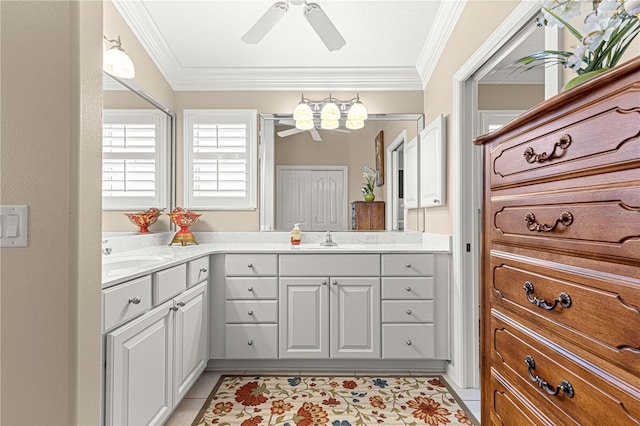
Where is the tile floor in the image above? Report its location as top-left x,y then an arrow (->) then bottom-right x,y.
165,370 -> 481,425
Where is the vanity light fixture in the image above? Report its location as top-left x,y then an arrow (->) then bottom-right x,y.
294,94 -> 368,130
103,35 -> 136,79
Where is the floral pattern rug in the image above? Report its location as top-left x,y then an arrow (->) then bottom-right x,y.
192,376 -> 478,426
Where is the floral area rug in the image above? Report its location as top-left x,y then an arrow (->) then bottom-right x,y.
192,375 -> 478,426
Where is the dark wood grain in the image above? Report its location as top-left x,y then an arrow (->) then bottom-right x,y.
351,201 -> 385,230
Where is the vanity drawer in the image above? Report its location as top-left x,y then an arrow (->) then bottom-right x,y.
102,275 -> 152,331
188,256 -> 209,287
491,185 -> 640,261
226,254 -> 277,276
491,253 -> 640,377
225,324 -> 278,359
154,264 -> 187,304
381,254 -> 434,276
279,254 -> 379,276
381,277 -> 434,299
225,277 -> 278,300
382,300 -> 434,323
225,300 -> 278,323
490,88 -> 640,189
491,313 -> 640,425
382,324 -> 434,359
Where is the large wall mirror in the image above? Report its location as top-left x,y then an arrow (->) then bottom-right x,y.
259,113 -> 424,232
102,73 -> 176,232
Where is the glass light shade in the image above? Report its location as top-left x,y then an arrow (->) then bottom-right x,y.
295,119 -> 314,130
320,102 -> 340,120
103,48 -> 135,78
320,119 -> 339,130
293,102 -> 313,120
347,101 -> 368,120
345,119 -> 364,130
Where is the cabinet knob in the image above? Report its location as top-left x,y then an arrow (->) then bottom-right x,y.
247,263 -> 253,268
200,267 -> 207,273
406,340 -> 412,346
128,297 -> 141,305
176,301 -> 186,308
248,310 -> 254,316
248,287 -> 253,292
332,280 -> 338,286
433,199 -> 439,204
322,280 -> 327,285
405,286 -> 412,292
406,310 -> 412,315
247,340 -> 254,346
405,263 -> 411,268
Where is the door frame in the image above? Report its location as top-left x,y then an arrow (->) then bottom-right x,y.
385,130 -> 407,231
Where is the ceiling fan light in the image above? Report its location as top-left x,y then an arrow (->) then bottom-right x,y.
345,119 -> 364,130
347,102 -> 368,120
103,47 -> 135,79
296,119 -> 314,130
293,102 -> 313,120
321,119 -> 339,130
320,102 -> 340,120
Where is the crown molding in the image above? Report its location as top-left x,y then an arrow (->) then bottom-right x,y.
416,0 -> 466,88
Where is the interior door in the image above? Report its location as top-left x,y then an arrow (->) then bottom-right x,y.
277,169 -> 311,231
312,170 -> 344,231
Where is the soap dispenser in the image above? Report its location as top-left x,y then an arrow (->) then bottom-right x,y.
290,223 -> 301,246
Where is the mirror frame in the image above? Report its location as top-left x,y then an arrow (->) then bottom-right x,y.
259,113 -> 424,231
103,73 -> 177,229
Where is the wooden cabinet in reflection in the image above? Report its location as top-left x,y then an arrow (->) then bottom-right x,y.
351,201 -> 385,230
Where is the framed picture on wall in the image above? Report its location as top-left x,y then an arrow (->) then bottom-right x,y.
375,130 -> 384,186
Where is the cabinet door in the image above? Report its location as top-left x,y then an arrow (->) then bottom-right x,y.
419,115 -> 446,207
173,282 -> 208,405
403,136 -> 418,208
106,301 -> 173,426
279,277 -> 329,358
330,277 -> 380,358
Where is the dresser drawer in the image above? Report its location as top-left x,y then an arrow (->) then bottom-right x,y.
491,252 -> 640,377
381,254 -> 434,276
279,254 -> 379,276
382,324 -> 434,359
188,256 -> 209,287
491,312 -> 640,425
154,264 -> 187,304
381,277 -> 434,299
225,300 -> 278,323
226,254 -> 277,276
225,277 -> 278,300
491,185 -> 640,261
382,300 -> 434,323
490,371 -> 557,426
225,324 -> 278,359
490,88 -> 640,189
102,275 -> 152,331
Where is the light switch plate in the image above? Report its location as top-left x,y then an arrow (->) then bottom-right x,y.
0,205 -> 28,247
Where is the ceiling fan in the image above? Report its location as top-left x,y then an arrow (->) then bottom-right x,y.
241,0 -> 346,51
276,120 -> 350,142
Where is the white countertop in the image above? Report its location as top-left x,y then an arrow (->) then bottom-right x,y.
102,240 -> 451,289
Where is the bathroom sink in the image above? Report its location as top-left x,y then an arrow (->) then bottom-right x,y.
296,244 -> 366,250
102,255 -> 169,273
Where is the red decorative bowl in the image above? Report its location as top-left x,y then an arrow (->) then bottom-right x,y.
125,208 -> 161,234
168,207 -> 201,246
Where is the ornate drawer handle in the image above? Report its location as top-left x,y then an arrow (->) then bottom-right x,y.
523,134 -> 571,164
128,297 -> 141,305
525,355 -> 574,398
524,281 -> 571,310
525,211 -> 573,232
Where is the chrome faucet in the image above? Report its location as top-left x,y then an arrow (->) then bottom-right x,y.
321,231 -> 337,246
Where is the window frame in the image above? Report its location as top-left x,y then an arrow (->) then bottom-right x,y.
183,109 -> 258,210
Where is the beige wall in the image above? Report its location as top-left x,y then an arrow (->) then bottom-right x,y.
478,84 -> 544,110
1,1 -> 102,424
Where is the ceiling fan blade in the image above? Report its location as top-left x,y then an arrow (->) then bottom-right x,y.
309,127 -> 322,142
277,119 -> 296,126
327,128 -> 350,133
277,128 -> 305,137
241,2 -> 288,44
303,3 -> 346,51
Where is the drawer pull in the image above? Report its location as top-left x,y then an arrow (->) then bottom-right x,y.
170,301 -> 186,312
523,134 -> 571,164
332,280 -> 338,286
128,297 -> 141,305
248,310 -> 254,316
248,287 -> 254,292
322,280 -> 327,285
247,263 -> 253,268
405,263 -> 412,268
200,267 -> 207,273
248,340 -> 254,346
524,281 -> 571,310
406,340 -> 412,346
406,310 -> 412,315
525,355 -> 574,398
405,286 -> 412,292
525,211 -> 573,232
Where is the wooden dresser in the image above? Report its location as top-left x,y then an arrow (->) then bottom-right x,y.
474,57 -> 640,425
351,201 -> 385,230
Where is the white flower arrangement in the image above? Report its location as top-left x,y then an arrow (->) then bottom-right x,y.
361,165 -> 378,194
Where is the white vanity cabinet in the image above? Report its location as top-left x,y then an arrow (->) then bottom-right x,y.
279,254 -> 380,359
104,256 -> 209,426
